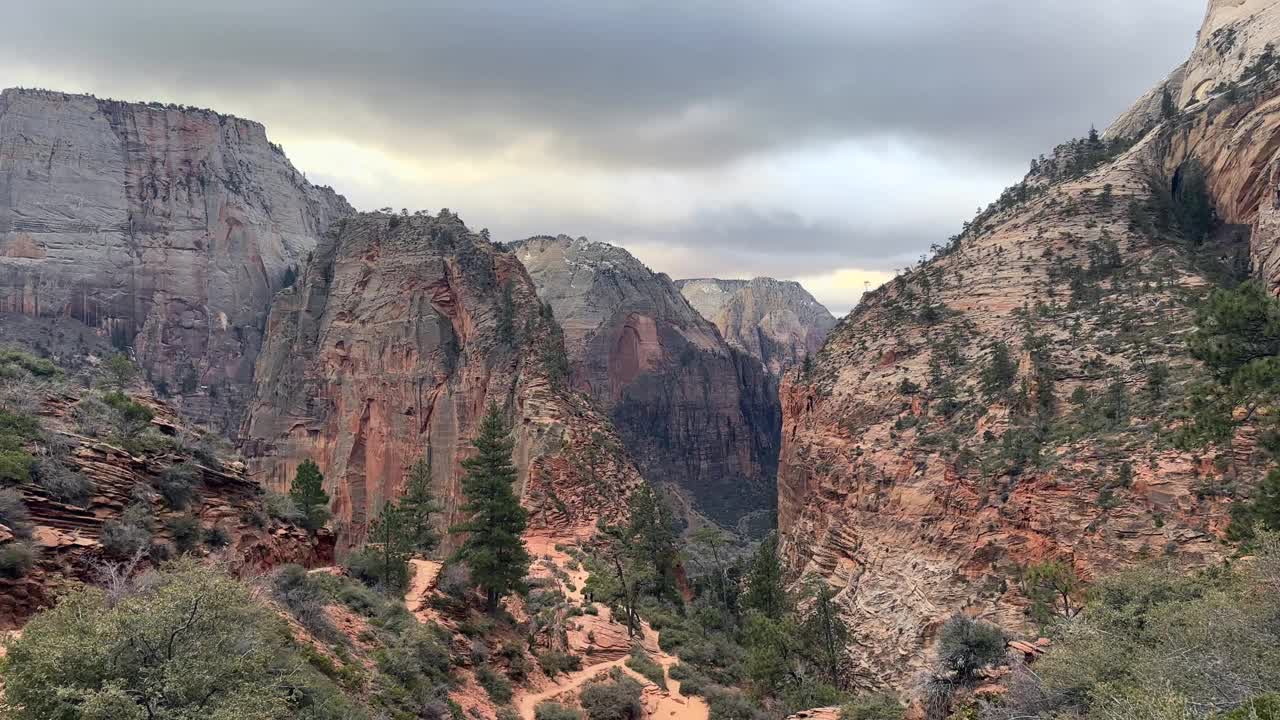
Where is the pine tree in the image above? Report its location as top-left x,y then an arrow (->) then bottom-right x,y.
742,533 -> 788,618
364,498 -> 413,589
1161,88 -> 1178,119
626,484 -> 678,600
800,582 -> 850,688
401,457 -> 442,554
450,405 -> 530,609
289,460 -> 330,532
980,341 -> 1017,398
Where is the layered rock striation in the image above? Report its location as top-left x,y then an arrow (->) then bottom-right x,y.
779,0 -> 1280,689
676,277 -> 837,375
241,215 -> 641,545
0,88 -> 352,431
1,388 -> 331,629
512,236 -> 780,531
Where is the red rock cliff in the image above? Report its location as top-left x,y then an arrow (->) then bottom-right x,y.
512,236 -> 780,533
241,215 -> 641,546
779,0 -> 1280,689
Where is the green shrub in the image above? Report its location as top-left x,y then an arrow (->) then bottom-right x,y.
0,449 -> 35,485
0,487 -> 33,537
535,702 -> 584,720
937,616 -> 1006,680
204,524 -> 230,548
271,564 -> 339,642
155,463 -> 199,510
841,694 -> 905,720
376,623 -> 453,698
166,514 -> 203,554
669,664 -> 709,697
263,491 -> 304,524
2,558 -> 320,719
625,644 -> 667,688
477,665 -> 513,703
537,649 -> 583,677
705,685 -> 768,720
1220,695 -> 1280,720
0,541 -> 36,578
33,459 -> 92,505
346,545 -> 409,591
0,349 -> 60,378
497,706 -> 522,720
580,671 -> 644,720
101,505 -> 154,558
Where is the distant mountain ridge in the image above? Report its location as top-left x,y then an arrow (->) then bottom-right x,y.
512,235 -> 780,532
676,277 -> 836,375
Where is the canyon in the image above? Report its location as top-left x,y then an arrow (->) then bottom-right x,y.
512,235 -> 781,533
6,0 -> 1280,708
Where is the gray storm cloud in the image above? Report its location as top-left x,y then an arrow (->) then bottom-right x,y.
2,0 -> 1205,307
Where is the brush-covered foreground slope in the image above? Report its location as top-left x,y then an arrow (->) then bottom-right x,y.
512,235 -> 780,533
677,277 -> 837,375
779,0 -> 1280,690
0,341 -> 329,629
0,89 -> 352,432
242,216 -> 641,545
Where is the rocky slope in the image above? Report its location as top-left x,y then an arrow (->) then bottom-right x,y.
0,345 -> 330,629
511,236 -> 780,532
241,216 -> 642,546
676,277 -> 837,375
0,89 -> 352,432
778,0 -> 1280,690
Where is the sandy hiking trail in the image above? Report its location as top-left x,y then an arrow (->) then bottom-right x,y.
517,536 -> 709,720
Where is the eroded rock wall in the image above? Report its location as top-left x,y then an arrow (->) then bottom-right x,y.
778,0 -> 1280,688
512,236 -> 780,532
242,216 -> 641,545
677,277 -> 837,375
0,89 -> 352,431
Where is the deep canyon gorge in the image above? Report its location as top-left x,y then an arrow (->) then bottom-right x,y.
4,1 -> 1280,719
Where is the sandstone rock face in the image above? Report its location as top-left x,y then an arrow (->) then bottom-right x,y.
1104,0 -> 1280,293
242,216 -> 641,545
676,277 -> 837,375
0,89 -> 352,432
512,236 -> 780,531
778,1 -> 1280,689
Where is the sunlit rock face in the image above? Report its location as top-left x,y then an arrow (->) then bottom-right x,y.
780,0 -> 1280,690
242,215 -> 641,546
512,235 -> 780,533
0,88 -> 352,431
676,277 -> 837,375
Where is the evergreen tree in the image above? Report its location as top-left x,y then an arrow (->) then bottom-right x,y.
742,533 -> 788,618
626,484 -> 678,600
979,341 -> 1017,398
366,497 -> 412,590
800,583 -> 850,688
402,457 -> 442,554
450,405 -> 530,609
496,283 -> 516,343
289,459 -> 330,532
1161,88 -> 1178,119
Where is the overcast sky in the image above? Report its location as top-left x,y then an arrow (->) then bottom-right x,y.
3,1 -> 1205,314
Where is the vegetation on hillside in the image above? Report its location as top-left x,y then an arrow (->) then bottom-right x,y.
980,535 -> 1280,720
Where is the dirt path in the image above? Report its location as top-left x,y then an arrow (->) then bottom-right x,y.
405,558 -> 443,616
517,537 -> 709,720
